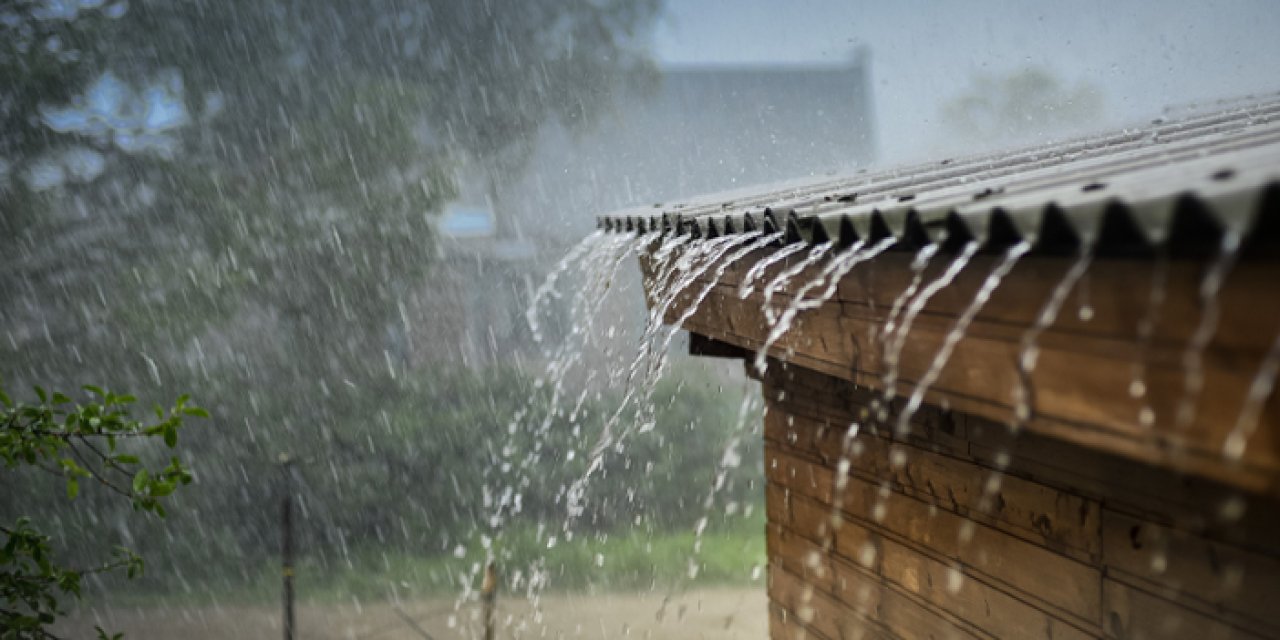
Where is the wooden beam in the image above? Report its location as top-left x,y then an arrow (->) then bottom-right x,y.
639,246 -> 1280,495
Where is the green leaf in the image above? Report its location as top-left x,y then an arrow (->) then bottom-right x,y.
0,389 -> 12,407
115,455 -> 140,465
163,425 -> 177,448
132,469 -> 149,495
82,385 -> 105,397
66,478 -> 79,500
34,386 -> 47,403
182,406 -> 210,418
51,392 -> 72,405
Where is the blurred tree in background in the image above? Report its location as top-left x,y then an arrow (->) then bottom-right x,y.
940,67 -> 1103,145
0,0 -> 756,601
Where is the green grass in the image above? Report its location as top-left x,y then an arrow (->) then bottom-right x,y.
96,512 -> 766,607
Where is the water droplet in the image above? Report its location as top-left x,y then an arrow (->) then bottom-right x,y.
858,542 -> 877,567
946,566 -> 964,594
797,605 -> 815,623
1150,552 -> 1168,574
871,501 -> 887,522
805,551 -> 822,570
1129,380 -> 1147,398
890,449 -> 908,469
1139,407 -> 1156,427
1218,496 -> 1247,522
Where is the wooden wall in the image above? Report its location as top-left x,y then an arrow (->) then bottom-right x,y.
648,248 -> 1280,497
760,362 -> 1280,640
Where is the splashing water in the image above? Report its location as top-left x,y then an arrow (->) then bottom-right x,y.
882,241 -> 980,415
884,244 -> 941,344
1012,244 -> 1094,427
598,233 -> 752,445
470,231 -> 639,611
1223,330 -> 1280,461
627,231 -> 777,435
761,241 -> 834,325
568,231 -> 770,522
873,244 -> 941,406
638,230 -> 785,389
752,237 -> 899,374
895,240 -> 1030,435
667,390 -> 763,603
738,241 -> 809,298
647,231 -> 778,379
1175,230 -> 1243,429
526,229 -> 606,343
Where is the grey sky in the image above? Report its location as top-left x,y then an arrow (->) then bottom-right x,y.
653,0 -> 1280,163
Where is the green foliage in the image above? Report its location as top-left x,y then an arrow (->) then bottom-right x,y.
130,515 -> 765,606
0,383 -> 203,639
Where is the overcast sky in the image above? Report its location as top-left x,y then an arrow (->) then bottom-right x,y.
653,0 -> 1280,163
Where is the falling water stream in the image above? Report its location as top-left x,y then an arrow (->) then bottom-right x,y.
564,231 -> 776,532
495,207 -> 1276,635
761,241 -> 835,326
894,240 -> 1032,435
881,241 -> 981,426
739,241 -> 810,298
644,231 -> 779,384
1226,330 -> 1280,461
1013,244 -> 1095,428
1130,254 -> 1169,427
1175,230 -> 1243,429
584,233 -> 754,459
752,237 -> 899,374
468,230 -> 640,616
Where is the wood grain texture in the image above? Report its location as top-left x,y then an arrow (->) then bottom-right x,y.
760,367 -> 1280,640
645,244 -> 1280,495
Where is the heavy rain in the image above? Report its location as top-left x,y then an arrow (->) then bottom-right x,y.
3,1 -> 1280,639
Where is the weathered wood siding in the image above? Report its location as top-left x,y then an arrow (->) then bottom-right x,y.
644,247 -> 1280,496
762,363 -> 1280,640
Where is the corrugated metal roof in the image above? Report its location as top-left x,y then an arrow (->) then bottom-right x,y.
597,97 -> 1280,257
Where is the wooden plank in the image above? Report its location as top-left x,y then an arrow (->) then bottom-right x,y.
767,481 -> 793,527
687,247 -> 1280,352
769,561 -> 888,640
648,238 -> 1280,495
966,416 -> 1280,553
872,520 -> 1097,640
765,447 -> 1103,625
775,499 -> 1099,639
766,408 -> 1102,562
812,413 -> 1102,561
772,540 -> 985,640
770,602 -> 843,640
1102,510 -> 1280,637
769,523 -> 836,593
678,281 -> 1280,494
827,553 -> 985,640
1103,579 -> 1267,640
